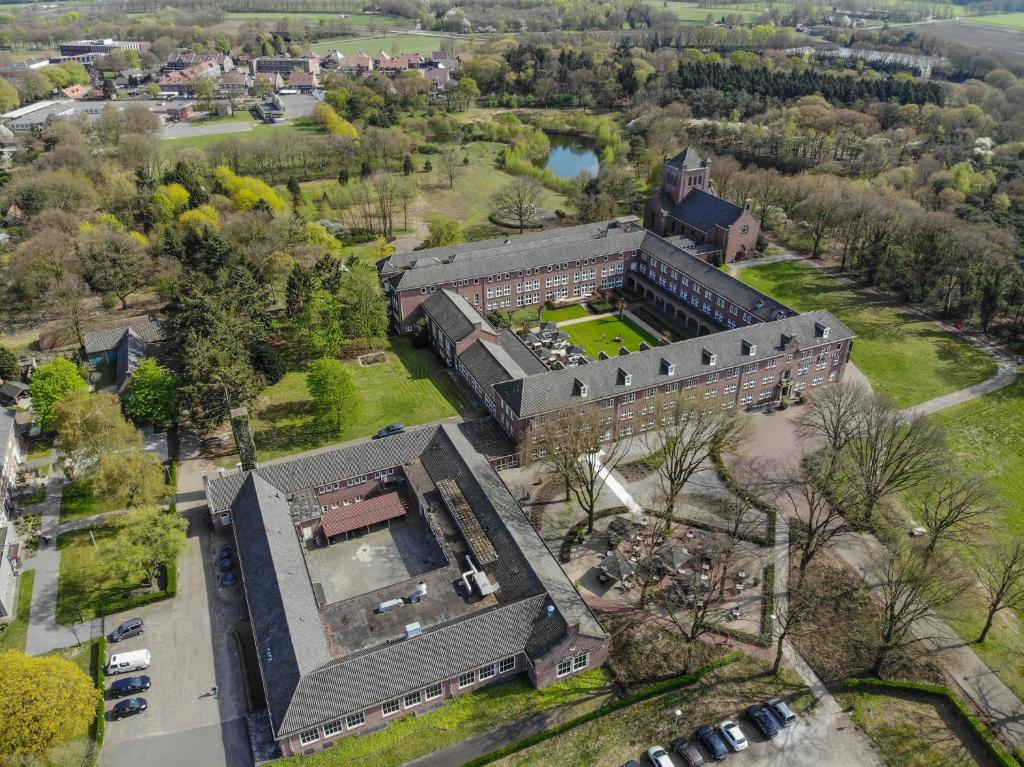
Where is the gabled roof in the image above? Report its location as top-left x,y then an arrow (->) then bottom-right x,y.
319,492 -> 406,537
494,310 -> 854,418
666,146 -> 705,171
456,332 -> 546,399
0,380 -> 28,399
0,409 -> 17,451
421,289 -> 495,342
115,328 -> 148,392
670,188 -> 746,233
82,320 -> 164,355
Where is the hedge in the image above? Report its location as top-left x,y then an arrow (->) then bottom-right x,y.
87,636 -> 108,767
711,449 -> 777,547
840,678 -> 1020,767
462,651 -> 745,767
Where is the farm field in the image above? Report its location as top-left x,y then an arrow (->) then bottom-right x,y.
738,261 -> 996,407
311,34 -> 452,56
224,11 -> 407,25
964,12 -> 1024,28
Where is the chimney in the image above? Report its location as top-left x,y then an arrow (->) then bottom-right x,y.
405,622 -> 422,639
744,197 -> 752,212
230,407 -> 259,472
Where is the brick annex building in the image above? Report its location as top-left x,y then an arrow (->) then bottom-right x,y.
206,421 -> 607,757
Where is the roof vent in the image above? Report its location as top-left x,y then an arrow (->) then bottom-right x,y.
405,622 -> 422,639
815,322 -> 830,338
546,605 -> 555,619
375,598 -> 404,614
661,358 -> 676,376
702,349 -> 717,366
409,581 -> 427,603
742,340 -> 756,356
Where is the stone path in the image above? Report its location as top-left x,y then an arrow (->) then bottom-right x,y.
590,450 -> 643,515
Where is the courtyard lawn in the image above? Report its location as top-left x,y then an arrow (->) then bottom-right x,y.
278,668 -> 611,767
56,527 -> 176,625
493,656 -> 810,766
563,316 -> 659,359
0,570 -> 35,652
248,338 -> 463,462
739,261 -> 996,408
835,689 -> 994,767
59,478 -> 127,522
543,304 -> 592,323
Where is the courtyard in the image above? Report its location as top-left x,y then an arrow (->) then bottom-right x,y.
559,315 -> 660,359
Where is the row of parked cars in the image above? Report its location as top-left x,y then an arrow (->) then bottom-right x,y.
632,699 -> 797,767
105,617 -> 151,720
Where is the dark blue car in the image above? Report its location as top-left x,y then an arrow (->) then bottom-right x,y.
110,676 -> 151,699
112,697 -> 148,719
746,705 -> 780,739
696,725 -> 728,761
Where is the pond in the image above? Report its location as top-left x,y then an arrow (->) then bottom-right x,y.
539,133 -> 599,180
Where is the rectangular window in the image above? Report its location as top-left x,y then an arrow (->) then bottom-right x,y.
404,691 -> 422,708
557,657 -> 573,677
383,699 -> 401,716
622,393 -> 637,403
323,719 -> 344,737
479,664 -> 496,680
345,712 -> 365,729
425,682 -> 443,700
300,729 -> 320,745
573,654 -> 588,671
459,671 -> 476,689
620,410 -> 634,420
499,657 -> 515,673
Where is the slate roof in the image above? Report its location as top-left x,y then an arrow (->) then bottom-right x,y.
666,146 -> 705,171
494,310 -> 854,418
0,409 -> 16,453
0,381 -> 28,400
456,332 -> 546,400
115,329 -> 147,392
82,320 -> 165,355
421,289 -> 495,342
668,188 -> 746,233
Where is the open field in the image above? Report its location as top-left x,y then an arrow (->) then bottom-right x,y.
563,315 -> 659,358
835,689 -> 996,767
0,570 -> 35,653
738,261 -> 996,407
311,34 -> 453,56
247,338 -> 463,461
913,20 -> 1024,68
643,0 -> 766,22
159,119 -> 318,152
224,11 -> 407,25
964,11 -> 1024,28
277,669 -> 611,767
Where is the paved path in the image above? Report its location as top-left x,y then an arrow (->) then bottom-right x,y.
590,450 -> 643,515
908,335 -> 1019,416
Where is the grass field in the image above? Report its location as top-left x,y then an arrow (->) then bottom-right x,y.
544,304 -> 592,323
494,656 -> 810,767
563,316 -> 659,358
738,261 -> 996,407
159,120 -> 318,152
56,526 -> 174,625
60,478 -> 129,522
964,12 -> 1024,28
0,570 -> 35,653
225,11 -> 407,25
247,338 -> 463,461
278,669 -> 611,767
643,0 -> 766,22
835,689 -> 993,767
311,34 -> 443,56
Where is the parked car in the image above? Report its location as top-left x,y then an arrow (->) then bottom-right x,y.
646,746 -> 673,767
765,697 -> 797,728
218,557 -> 234,571
718,721 -> 748,752
107,618 -> 144,643
109,676 -> 151,699
671,737 -> 705,766
112,697 -> 148,719
621,762 -> 641,767
696,725 -> 728,761
106,649 -> 151,676
376,423 -> 406,438
221,571 -> 237,585
745,705 -> 780,739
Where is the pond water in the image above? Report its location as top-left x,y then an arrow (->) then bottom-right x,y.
540,133 -> 600,180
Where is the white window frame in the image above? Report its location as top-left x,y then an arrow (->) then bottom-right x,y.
573,653 -> 589,671
557,657 -> 573,677
479,663 -> 496,680
382,699 -> 401,717
404,690 -> 422,708
425,682 -> 443,700
346,712 -> 365,730
499,656 -> 515,674
323,719 -> 344,737
458,671 -> 476,689
299,728 -> 320,745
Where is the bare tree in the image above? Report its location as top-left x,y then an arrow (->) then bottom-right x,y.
795,380 -> 869,452
47,273 -> 90,347
869,542 -> 962,676
492,178 -> 544,233
841,395 -> 945,521
642,394 -> 746,533
771,576 -> 815,675
658,537 -> 735,646
371,172 -> 398,236
439,149 -> 463,189
394,179 -> 417,231
975,542 -> 1024,644
911,467 -> 995,564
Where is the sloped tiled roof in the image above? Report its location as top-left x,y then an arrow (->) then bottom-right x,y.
494,310 -> 854,418
669,188 -> 746,233
456,332 -> 545,399
115,328 -> 148,392
319,492 -> 406,537
666,146 -> 705,171
421,289 -> 494,342
82,320 -> 164,355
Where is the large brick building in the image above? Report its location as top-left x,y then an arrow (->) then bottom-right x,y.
644,147 -> 760,263
205,420 -> 607,758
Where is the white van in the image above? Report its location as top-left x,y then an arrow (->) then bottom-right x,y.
106,649 -> 151,676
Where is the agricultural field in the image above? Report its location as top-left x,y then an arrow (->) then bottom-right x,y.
224,11 -> 407,25
643,0 -> 766,22
311,34 -> 453,56
738,261 -> 996,407
964,12 -> 1024,28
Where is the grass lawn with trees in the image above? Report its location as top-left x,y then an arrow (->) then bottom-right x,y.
246,338 -> 463,462
738,261 -> 996,407
562,315 -> 659,358
55,527 -> 175,625
0,570 -> 35,652
277,668 -> 611,767
59,478 -> 131,522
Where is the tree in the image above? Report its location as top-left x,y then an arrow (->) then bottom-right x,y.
422,216 -> 464,248
454,76 -> 480,111
0,650 -> 97,758
102,507 -> 187,589
439,149 -> 463,189
53,390 -> 141,479
911,467 -> 995,563
795,184 -> 843,259
0,76 -> 19,112
492,178 -> 544,233
795,380 -> 868,452
341,266 -> 389,348
195,77 -> 216,111
178,335 -> 264,432
975,542 -> 1024,644
286,263 -> 318,319
771,575 -> 815,675
306,358 -> 358,431
302,289 -> 346,357
30,357 -> 87,432
123,358 -> 179,427
403,154 -> 415,175
286,177 -> 303,211
47,273 -> 91,348
93,450 -> 167,508
77,224 -> 153,309
0,344 -> 19,381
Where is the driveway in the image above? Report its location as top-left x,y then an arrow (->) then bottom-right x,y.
101,436 -> 252,767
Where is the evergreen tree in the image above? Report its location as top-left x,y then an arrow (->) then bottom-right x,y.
286,263 -> 318,318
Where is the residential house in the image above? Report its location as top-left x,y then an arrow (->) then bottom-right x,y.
336,52 -> 374,74
219,70 -> 253,97
254,71 -> 284,93
164,51 -> 235,73
424,64 -> 450,89
287,70 -> 319,93
252,54 -> 320,76
81,320 -> 165,394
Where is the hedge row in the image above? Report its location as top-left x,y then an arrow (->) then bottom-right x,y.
840,678 -> 1021,767
87,637 -> 108,767
462,651 -> 745,767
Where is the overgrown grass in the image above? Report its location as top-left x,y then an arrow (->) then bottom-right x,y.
278,668 -> 612,767
562,315 -> 659,358
739,261 -> 996,407
0,570 -> 35,652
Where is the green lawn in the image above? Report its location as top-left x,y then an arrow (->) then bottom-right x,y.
280,669 -> 611,766
965,11 -> 1024,27
738,261 -> 996,407
59,478 -> 128,522
643,0 -> 766,21
311,34 -> 444,56
562,316 -> 659,359
226,11 -> 408,26
494,656 -> 810,766
159,120 -> 319,152
0,570 -> 35,653
247,338 -> 463,462
543,304 -> 592,323
56,527 -> 175,625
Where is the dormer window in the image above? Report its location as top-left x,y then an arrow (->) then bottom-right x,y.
661,358 -> 676,376
742,341 -> 757,357
702,349 -> 717,366
618,369 -> 632,386
815,322 -> 830,339
573,378 -> 588,398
